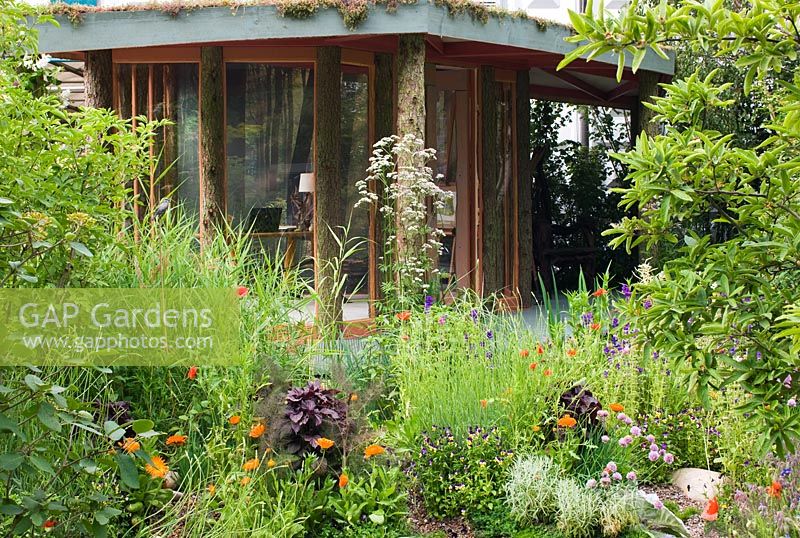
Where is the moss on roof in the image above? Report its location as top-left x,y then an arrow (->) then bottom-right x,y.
44,0 -> 570,32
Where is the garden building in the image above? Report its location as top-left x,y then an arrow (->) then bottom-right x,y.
37,1 -> 673,325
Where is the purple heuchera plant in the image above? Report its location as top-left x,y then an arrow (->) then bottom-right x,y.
282,379 -> 347,454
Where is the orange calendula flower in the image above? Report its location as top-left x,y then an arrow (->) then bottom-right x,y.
543,369 -> 553,377
480,399 -> 488,408
316,437 -> 335,450
249,423 -> 266,438
536,343 -> 545,354
557,414 -> 577,428
120,437 -> 140,454
567,348 -> 577,357
609,403 -> 624,413
592,288 -> 607,297
338,473 -> 349,488
364,444 -> 386,459
396,311 -> 411,322
350,393 -> 359,402
166,434 -> 187,447
767,480 -> 783,498
519,349 -> 530,358
240,476 -> 251,486
267,458 -> 276,468
701,497 -> 718,521
590,322 -> 601,331
228,415 -> 241,425
532,425 -> 541,432
207,483 -> 216,495
144,455 -> 169,479
529,362 -> 538,371
187,366 -> 198,380
242,458 -> 260,471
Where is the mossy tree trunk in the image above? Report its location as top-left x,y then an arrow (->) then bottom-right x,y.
315,46 -> 344,330
515,69 -> 534,307
631,70 -> 660,263
394,34 -> 426,278
85,50 -> 113,110
481,65 -> 504,299
199,46 -> 226,245
373,52 -> 395,302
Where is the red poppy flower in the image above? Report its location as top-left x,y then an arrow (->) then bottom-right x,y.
701,497 -> 718,521
767,480 -> 782,498
543,369 -> 553,377
519,349 -> 530,358
529,362 -> 538,371
237,286 -> 249,297
187,366 -> 198,380
43,520 -> 57,528
536,343 -> 545,354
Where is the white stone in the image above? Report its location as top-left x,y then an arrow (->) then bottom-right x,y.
671,467 -> 724,501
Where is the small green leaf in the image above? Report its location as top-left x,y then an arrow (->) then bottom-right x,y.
368,510 -> 385,525
131,419 -> 154,435
0,503 -> 23,515
36,402 -> 61,432
104,420 -> 125,442
69,241 -> 93,258
28,455 -> 55,476
115,453 -> 139,490
0,453 -> 25,471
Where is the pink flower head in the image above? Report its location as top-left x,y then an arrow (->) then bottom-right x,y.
664,453 -> 675,464
619,435 -> 633,447
626,471 -> 637,481
601,434 -> 610,443
789,398 -> 797,408
600,476 -> 611,486
648,451 -> 660,462
630,426 -> 641,436
646,434 -> 656,443
617,412 -> 627,421
649,443 -> 659,452
586,479 -> 597,488
653,499 -> 664,510
606,461 -> 617,473
597,410 -> 609,419
612,472 -> 622,481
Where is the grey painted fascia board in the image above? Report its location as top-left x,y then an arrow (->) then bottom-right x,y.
36,3 -> 674,75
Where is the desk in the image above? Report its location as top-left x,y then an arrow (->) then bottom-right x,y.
250,228 -> 313,270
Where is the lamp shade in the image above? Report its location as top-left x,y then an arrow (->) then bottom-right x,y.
298,172 -> 315,193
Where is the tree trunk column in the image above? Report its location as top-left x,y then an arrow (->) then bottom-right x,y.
199,46 -> 226,245
631,70 -> 660,263
372,53 -> 395,308
480,65 -> 504,298
85,50 -> 113,109
395,34 -> 426,273
315,46 -> 344,330
630,70 -> 660,145
515,69 -> 534,308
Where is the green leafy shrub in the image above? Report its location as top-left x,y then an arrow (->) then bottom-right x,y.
325,464 -> 407,529
562,0 -> 800,455
0,369 -> 155,535
0,1 -> 161,288
413,426 -> 512,519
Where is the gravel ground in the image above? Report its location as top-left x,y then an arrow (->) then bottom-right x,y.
640,483 -> 720,538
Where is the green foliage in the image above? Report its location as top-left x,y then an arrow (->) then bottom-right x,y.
505,455 -> 561,525
413,426 -> 512,519
0,1 -> 161,288
0,369 -> 154,536
325,464 -> 407,528
562,0 -> 800,455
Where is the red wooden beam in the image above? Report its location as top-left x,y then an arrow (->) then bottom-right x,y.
606,79 -> 637,102
540,68 -> 607,102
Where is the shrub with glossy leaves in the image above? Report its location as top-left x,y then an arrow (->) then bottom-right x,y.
562,0 -> 800,455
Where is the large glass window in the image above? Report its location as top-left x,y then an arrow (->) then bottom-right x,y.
341,66 -> 370,296
225,64 -> 315,228
114,63 -> 199,218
